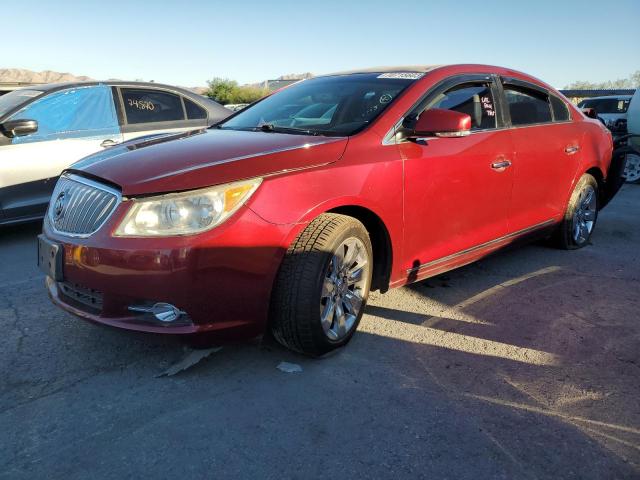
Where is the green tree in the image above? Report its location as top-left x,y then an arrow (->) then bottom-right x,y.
564,70 -> 640,89
205,77 -> 268,105
204,78 -> 239,105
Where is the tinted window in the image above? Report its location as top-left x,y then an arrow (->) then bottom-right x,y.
121,89 -> 185,124
504,87 -> 552,126
550,95 -> 570,121
8,85 -> 118,143
430,83 -> 497,130
184,98 -> 207,120
220,73 -> 416,136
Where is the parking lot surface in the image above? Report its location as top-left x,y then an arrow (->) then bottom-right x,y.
1,186 -> 639,479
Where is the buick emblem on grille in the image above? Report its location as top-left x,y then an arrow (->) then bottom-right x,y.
53,190 -> 68,221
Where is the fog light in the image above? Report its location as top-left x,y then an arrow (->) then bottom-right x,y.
128,303 -> 186,323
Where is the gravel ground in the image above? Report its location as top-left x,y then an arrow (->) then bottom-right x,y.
1,185 -> 638,479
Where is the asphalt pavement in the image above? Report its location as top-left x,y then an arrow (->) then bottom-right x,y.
1,185 -> 639,479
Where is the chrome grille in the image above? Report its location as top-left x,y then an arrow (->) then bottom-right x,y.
48,174 -> 120,236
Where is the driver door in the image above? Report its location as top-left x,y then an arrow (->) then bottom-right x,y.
399,76 -> 515,280
0,85 -> 122,222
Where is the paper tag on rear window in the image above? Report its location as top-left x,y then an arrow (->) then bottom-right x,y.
377,72 -> 425,80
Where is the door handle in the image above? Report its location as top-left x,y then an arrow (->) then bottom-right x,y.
100,139 -> 120,148
565,145 -> 580,155
491,160 -> 512,170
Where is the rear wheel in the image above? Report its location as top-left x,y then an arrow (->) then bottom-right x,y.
624,153 -> 640,184
554,173 -> 599,249
270,214 -> 372,356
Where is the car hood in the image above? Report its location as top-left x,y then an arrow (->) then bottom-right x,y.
70,129 -> 348,196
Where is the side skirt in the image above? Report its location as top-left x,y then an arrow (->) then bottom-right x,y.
392,219 -> 557,288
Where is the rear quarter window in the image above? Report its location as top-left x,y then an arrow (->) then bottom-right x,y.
184,98 -> 207,120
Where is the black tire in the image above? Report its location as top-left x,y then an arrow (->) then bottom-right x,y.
270,213 -> 373,356
624,153 -> 640,184
553,173 -> 599,250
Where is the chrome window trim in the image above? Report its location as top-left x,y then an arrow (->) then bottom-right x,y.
48,173 -> 122,238
383,117 -> 575,146
382,72 -> 575,146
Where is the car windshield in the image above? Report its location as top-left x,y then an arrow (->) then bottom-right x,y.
579,98 -> 630,114
0,89 -> 44,118
218,73 -> 419,136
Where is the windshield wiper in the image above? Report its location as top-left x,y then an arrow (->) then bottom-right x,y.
216,124 -> 335,137
257,124 -> 326,136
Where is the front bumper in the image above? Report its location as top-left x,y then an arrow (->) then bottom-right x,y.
42,204 -> 292,339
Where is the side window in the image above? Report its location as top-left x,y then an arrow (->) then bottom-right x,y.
429,83 -> 497,130
504,86 -> 552,126
121,89 -> 185,124
184,98 -> 207,120
550,95 -> 570,122
9,85 -> 118,143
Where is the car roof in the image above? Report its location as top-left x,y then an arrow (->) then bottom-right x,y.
1,81 -> 230,123
581,95 -> 632,100
320,65 -> 443,76
30,80 -> 200,95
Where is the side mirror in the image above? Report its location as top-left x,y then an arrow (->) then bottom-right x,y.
410,108 -> 471,138
0,119 -> 38,138
581,108 -> 598,119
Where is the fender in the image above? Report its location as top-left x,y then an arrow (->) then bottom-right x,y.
561,124 -> 612,211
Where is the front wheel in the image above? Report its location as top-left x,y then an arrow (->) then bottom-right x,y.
553,173 -> 599,250
270,214 -> 373,356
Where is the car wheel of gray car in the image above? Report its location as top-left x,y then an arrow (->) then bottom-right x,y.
554,173 -> 599,250
624,153 -> 640,184
270,213 -> 373,356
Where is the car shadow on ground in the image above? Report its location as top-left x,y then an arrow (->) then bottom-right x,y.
358,230 -> 639,474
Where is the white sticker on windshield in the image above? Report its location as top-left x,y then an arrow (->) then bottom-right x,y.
377,72 -> 425,80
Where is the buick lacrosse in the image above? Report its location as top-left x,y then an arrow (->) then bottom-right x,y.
38,65 -> 618,356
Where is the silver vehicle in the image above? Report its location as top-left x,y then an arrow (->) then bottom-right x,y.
578,95 -> 631,128
625,89 -> 640,183
0,82 -> 230,225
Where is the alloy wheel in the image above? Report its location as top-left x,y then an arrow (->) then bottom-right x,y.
573,184 -> 597,244
320,237 -> 370,341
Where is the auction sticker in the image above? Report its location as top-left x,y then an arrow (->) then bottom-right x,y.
377,72 -> 425,80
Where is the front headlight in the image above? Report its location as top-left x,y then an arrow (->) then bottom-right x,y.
114,178 -> 262,237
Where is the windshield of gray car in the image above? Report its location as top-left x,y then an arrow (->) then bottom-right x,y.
578,97 -> 630,114
218,73 -> 420,136
0,89 -> 44,118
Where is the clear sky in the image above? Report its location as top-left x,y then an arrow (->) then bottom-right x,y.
4,0 -> 639,88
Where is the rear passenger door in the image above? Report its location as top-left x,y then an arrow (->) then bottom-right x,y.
115,87 -> 210,142
500,78 -> 581,232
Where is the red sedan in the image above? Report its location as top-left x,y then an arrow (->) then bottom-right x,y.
38,65 -> 617,356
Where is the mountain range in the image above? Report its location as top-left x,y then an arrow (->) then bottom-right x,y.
0,68 -> 313,92
0,68 -> 93,84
